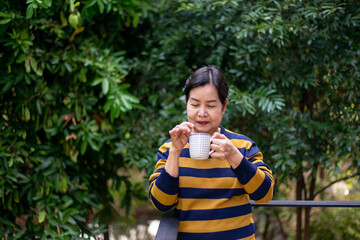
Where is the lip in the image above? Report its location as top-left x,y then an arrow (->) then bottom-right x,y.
197,121 -> 209,125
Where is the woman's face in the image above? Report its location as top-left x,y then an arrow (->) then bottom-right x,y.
186,84 -> 227,135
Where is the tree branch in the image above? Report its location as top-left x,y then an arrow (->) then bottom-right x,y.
273,208 -> 288,240
314,172 -> 360,197
24,90 -> 42,105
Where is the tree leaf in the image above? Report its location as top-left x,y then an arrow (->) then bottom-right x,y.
59,176 -> 68,193
97,0 -> 104,14
26,4 -> 34,19
38,210 -> 46,223
0,18 -> 11,25
102,78 -> 109,95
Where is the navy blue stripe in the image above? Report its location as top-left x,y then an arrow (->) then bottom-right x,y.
157,150 -> 169,160
233,159 -> 257,185
180,148 -> 190,158
149,193 -> 176,212
220,126 -> 254,142
253,160 -> 270,168
178,223 -> 255,240
148,182 -> 154,195
246,145 -> 260,159
155,167 -> 164,174
177,204 -> 252,221
250,174 -> 272,200
179,167 -> 236,178
236,147 -> 247,157
149,178 -> 156,186
156,171 -> 179,195
179,188 -> 245,199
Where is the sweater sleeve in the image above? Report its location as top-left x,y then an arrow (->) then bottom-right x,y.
232,141 -> 275,203
148,142 -> 179,211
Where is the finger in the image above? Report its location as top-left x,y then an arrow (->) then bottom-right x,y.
177,125 -> 191,135
181,122 -> 194,132
169,126 -> 181,137
169,125 -> 179,134
210,151 -> 225,160
211,132 -> 226,140
210,141 -> 223,152
181,121 -> 194,128
211,138 -> 225,146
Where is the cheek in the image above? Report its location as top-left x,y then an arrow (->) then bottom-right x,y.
210,109 -> 224,122
186,106 -> 196,120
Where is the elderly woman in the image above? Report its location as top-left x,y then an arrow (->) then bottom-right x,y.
149,65 -> 274,240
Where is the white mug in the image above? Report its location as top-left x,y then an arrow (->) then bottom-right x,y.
189,133 -> 214,160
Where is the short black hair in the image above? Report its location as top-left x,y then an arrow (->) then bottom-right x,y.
184,65 -> 228,105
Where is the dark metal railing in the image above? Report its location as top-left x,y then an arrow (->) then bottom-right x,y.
155,200 -> 360,240
250,200 -> 360,207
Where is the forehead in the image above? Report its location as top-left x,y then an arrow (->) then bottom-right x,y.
188,84 -> 220,102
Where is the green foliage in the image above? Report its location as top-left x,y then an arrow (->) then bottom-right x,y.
134,1 -> 360,237
310,208 -> 360,240
136,0 -> 360,184
0,0 -> 152,238
1,0 -> 360,238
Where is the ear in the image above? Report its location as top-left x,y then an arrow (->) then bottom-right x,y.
222,98 -> 228,115
184,95 -> 187,102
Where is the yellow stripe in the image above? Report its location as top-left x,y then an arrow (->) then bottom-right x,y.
237,234 -> 255,240
159,142 -> 172,153
244,169 -> 265,194
255,174 -> 275,203
180,176 -> 242,189
149,172 -> 160,182
178,214 -> 254,233
150,183 -> 178,206
179,157 -> 230,169
231,139 -> 252,149
246,151 -> 263,160
154,159 -> 166,170
177,195 -> 250,211
149,159 -> 166,182
251,159 -> 264,165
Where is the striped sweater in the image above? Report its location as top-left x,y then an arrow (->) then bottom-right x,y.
149,126 -> 274,240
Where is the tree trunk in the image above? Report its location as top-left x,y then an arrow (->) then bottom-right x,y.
262,212 -> 271,240
104,225 -> 110,240
296,169 -> 304,240
304,207 -> 311,240
304,165 -> 317,240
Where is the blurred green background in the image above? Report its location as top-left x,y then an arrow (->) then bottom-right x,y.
0,0 -> 359,239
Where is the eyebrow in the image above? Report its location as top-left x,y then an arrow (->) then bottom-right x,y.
189,98 -> 218,103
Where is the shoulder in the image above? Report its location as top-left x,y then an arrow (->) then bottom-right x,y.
158,138 -> 172,153
220,126 -> 254,143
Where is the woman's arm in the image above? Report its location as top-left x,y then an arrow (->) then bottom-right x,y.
232,143 -> 274,203
148,122 -> 193,211
210,132 -> 274,203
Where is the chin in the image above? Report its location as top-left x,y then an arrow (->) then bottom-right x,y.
195,125 -> 212,134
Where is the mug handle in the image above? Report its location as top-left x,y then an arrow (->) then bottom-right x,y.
209,140 -> 215,156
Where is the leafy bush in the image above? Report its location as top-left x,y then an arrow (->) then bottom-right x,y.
310,208 -> 360,240
0,0 -> 152,238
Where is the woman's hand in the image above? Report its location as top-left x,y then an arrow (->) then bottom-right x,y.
166,122 -> 194,177
210,132 -> 243,168
169,122 -> 194,153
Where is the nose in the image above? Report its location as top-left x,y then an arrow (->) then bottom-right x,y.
197,106 -> 208,117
